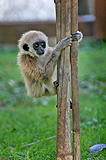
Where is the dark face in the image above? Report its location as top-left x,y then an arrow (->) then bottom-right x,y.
33,41 -> 46,55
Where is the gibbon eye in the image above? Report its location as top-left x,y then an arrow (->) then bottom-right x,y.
41,41 -> 46,48
33,42 -> 39,50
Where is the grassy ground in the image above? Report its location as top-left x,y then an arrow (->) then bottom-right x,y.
0,40 -> 106,159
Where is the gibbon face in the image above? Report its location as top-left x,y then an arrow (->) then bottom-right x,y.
18,30 -> 48,57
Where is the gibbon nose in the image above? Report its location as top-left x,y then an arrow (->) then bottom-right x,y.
40,47 -> 44,52
37,47 -> 44,55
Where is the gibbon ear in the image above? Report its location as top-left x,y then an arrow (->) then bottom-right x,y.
23,43 -> 29,51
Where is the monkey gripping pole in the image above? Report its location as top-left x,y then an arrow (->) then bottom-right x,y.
71,0 -> 80,159
55,0 -> 73,159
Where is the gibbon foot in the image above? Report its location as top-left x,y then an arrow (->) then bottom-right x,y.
53,80 -> 59,88
56,100 -> 72,109
70,100 -> 72,110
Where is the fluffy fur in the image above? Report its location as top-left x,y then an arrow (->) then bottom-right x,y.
17,30 -> 82,98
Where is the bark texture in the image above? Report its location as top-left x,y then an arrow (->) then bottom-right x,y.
55,0 -> 73,159
71,0 -> 80,159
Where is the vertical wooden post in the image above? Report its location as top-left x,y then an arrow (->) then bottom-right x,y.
55,0 -> 73,159
71,0 -> 80,159
94,0 -> 106,39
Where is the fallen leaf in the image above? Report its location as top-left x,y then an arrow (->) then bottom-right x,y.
88,144 -> 106,153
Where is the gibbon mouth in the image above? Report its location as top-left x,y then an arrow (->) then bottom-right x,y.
37,51 -> 44,55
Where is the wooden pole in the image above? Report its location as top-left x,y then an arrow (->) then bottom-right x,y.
71,0 -> 80,159
55,0 -> 73,159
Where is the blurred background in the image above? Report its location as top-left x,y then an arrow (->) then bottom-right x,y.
0,0 -> 106,45
0,0 -> 106,159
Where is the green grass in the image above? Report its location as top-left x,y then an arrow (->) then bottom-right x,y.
0,41 -> 106,159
